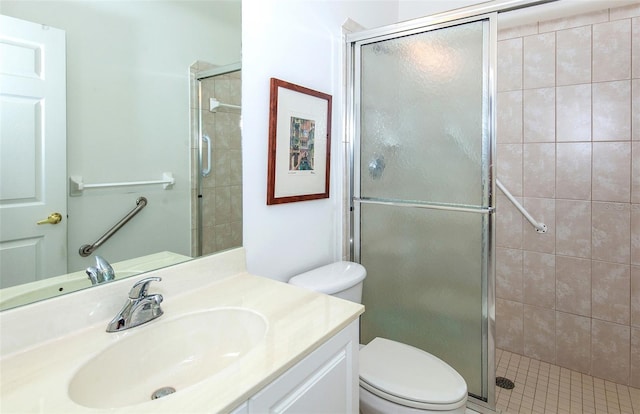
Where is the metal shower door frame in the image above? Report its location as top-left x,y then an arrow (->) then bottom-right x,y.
195,62 -> 241,257
346,12 -> 498,412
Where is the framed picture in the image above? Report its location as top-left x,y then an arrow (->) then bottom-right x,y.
267,78 -> 332,205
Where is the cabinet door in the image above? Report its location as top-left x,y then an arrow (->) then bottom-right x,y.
249,320 -> 359,413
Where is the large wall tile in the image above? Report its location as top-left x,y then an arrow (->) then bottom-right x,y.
592,261 -> 631,325
633,207 -> 640,266
591,319 -> 630,384
498,38 -> 523,92
496,298 -> 524,354
632,266 -> 640,326
523,32 -> 556,89
592,142 -> 631,203
497,144 -> 523,196
556,256 -> 591,316
556,84 -> 591,142
496,248 -> 523,302
556,311 -> 591,373
523,251 -> 556,309
523,198 -> 555,254
592,80 -> 631,141
523,305 -> 555,363
556,199 -> 591,258
634,143 -> 640,203
524,88 -> 555,142
633,80 -> 639,141
556,142 -> 591,200
592,19 -> 631,82
633,18 -> 640,79
610,4 -> 640,20
497,91 -> 523,144
556,26 -> 591,86
632,327 -> 640,388
592,202 -> 631,264
496,195 -> 523,249
524,143 -> 555,198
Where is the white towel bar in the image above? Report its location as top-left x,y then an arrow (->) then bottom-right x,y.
69,172 -> 174,196
496,179 -> 547,233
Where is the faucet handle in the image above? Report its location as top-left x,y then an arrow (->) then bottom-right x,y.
128,276 -> 162,299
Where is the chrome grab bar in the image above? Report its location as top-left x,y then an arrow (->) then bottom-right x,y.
79,197 -> 148,257
496,179 -> 547,233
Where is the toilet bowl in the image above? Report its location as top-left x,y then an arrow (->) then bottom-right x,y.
289,262 -> 468,413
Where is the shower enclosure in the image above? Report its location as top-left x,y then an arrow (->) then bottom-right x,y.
347,12 -> 497,410
190,63 -> 242,257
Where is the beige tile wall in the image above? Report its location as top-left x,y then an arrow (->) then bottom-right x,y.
189,64 -> 242,256
495,4 -> 640,387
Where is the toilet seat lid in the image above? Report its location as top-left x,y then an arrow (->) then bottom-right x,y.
359,338 -> 467,406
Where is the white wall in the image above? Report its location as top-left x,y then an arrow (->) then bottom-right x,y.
1,1 -> 241,272
242,0 -> 400,281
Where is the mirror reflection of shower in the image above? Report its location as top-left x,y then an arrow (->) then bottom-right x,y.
190,62 -> 242,257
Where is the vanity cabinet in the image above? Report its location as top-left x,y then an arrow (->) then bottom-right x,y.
230,320 -> 359,414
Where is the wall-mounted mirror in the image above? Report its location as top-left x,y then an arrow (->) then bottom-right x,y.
0,0 -> 241,310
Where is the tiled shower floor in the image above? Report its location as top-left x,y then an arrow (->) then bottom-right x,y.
495,349 -> 640,414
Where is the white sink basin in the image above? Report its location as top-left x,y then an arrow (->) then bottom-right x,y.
68,308 -> 268,409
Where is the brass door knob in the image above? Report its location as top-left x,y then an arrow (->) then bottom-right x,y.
37,212 -> 63,225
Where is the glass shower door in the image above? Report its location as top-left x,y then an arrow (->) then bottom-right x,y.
351,15 -> 495,405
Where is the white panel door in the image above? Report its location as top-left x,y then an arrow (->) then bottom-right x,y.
0,15 -> 67,288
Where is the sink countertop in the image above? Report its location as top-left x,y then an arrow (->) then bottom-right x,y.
0,249 -> 364,413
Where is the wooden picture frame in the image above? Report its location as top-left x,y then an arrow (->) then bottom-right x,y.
267,78 -> 332,205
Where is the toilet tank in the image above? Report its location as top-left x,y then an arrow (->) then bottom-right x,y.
288,261 -> 367,303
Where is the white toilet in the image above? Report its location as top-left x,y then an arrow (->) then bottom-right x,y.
289,261 -> 468,414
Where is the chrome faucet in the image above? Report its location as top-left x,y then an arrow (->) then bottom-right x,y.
106,277 -> 163,332
86,256 -> 115,285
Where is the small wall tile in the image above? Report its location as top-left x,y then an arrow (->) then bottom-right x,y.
523,198 -> 556,254
496,248 -> 523,302
610,4 -> 640,20
556,26 -> 591,86
592,80 -> 632,141
498,38 -> 523,92
524,143 -> 555,198
498,22 -> 538,41
556,142 -> 591,200
592,142 -> 631,203
497,144 -> 523,196
556,84 -> 592,142
556,256 -> 591,316
524,88 -> 555,142
524,32 -> 556,89
556,199 -> 591,258
556,311 -> 591,373
523,251 -> 556,308
497,91 -> 523,144
539,9 -> 608,33
523,305 -> 556,363
592,261 -> 631,325
632,266 -> 640,326
592,202 -> 631,264
497,298 -> 524,354
591,319 -> 630,384
496,195 -> 524,249
592,20 -> 632,82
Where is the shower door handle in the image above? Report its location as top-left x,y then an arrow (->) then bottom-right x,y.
201,135 -> 212,177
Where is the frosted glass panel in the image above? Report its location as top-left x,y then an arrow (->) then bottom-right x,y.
360,21 -> 486,206
360,203 -> 485,397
